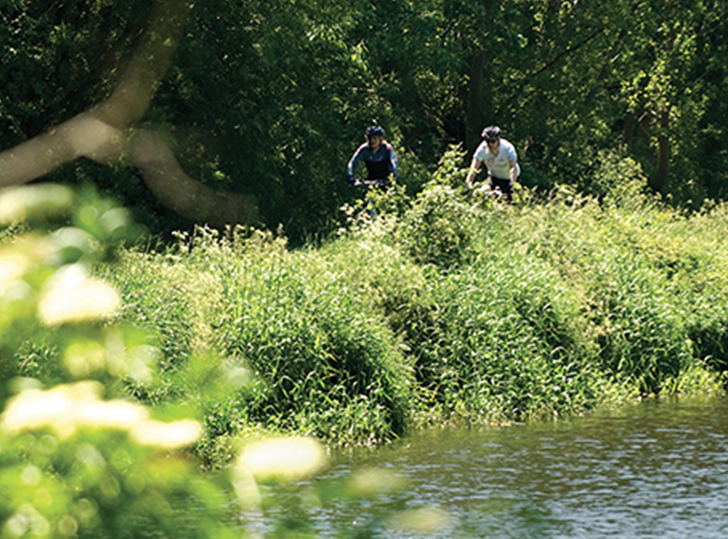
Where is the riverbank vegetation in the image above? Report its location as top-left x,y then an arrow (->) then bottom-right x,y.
86,149 -> 726,466
4,1 -> 728,536
1,154 -> 727,537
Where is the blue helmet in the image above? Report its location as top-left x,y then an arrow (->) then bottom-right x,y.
481,125 -> 501,141
366,125 -> 385,138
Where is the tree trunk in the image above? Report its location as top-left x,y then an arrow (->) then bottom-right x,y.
466,50 -> 488,153
650,107 -> 670,192
465,0 -> 497,153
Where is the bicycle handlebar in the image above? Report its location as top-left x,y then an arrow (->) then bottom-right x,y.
353,178 -> 387,187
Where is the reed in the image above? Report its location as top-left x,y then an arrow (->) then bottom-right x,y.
105,227 -> 416,459
98,153 -> 728,460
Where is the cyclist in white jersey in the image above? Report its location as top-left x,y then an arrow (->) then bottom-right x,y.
465,126 -> 520,201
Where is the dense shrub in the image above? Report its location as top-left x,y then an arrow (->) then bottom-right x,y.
0,185 -> 242,539
397,145 -> 481,268
414,248 -> 600,424
90,153 -> 728,455
507,176 -> 726,396
107,227 -> 415,452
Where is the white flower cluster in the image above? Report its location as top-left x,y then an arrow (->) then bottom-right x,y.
233,435 -> 327,508
37,264 -> 121,326
0,381 -> 202,450
0,238 -> 121,326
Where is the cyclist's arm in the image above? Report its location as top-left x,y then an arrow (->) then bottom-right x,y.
389,146 -> 399,180
347,145 -> 367,180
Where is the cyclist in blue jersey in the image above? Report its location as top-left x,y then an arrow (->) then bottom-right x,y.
347,125 -> 398,189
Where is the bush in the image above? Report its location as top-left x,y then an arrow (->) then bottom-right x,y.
397,145 -> 481,268
414,246 -> 599,424
508,188 -> 723,397
586,250 -> 694,394
0,185 -> 241,539
107,227 -> 414,451
587,150 -> 650,206
0,187 -> 426,539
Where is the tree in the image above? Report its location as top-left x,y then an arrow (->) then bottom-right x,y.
0,0 -> 257,229
2,0 -> 728,239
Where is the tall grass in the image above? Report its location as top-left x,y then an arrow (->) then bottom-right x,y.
414,248 -> 601,424
99,152 -> 728,463
105,228 -> 416,461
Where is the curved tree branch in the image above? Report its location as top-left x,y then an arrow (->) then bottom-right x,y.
0,0 -> 258,228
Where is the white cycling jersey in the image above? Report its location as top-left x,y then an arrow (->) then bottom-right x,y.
473,138 -> 520,180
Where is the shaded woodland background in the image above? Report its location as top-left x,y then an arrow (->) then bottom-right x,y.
2,0 -> 727,243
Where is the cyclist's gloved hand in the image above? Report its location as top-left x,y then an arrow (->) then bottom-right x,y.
347,175 -> 356,185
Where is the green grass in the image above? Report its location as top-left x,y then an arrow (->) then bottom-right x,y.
96,155 -> 728,466
104,228 -> 417,462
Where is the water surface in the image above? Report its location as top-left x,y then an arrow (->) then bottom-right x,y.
313,395 -> 728,538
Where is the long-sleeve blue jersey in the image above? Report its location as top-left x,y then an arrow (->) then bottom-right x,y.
347,142 -> 398,182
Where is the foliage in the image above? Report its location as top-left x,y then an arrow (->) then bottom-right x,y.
99,153 -> 727,453
3,0 -> 728,243
0,184 -> 243,539
105,226 -> 416,456
507,177 -> 727,396
413,243 -> 602,423
0,185 -> 444,539
0,382 -> 237,539
3,152 -> 728,537
585,150 -> 650,206
396,144 -> 482,268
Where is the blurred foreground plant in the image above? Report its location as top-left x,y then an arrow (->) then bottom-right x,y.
0,183 -> 439,539
0,184 -> 240,539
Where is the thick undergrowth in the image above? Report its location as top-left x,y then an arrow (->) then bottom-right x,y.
96,152 -> 728,466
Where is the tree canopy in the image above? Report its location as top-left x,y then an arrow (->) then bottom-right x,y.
1,0 -> 727,241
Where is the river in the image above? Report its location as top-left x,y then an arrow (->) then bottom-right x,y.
284,395 -> 728,538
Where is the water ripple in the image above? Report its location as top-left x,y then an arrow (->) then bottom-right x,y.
314,395 -> 728,538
